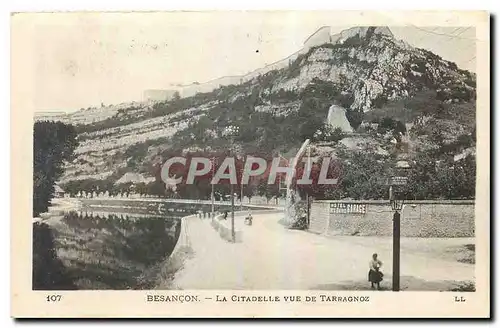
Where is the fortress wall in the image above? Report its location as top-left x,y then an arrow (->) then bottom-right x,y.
304,26 -> 332,49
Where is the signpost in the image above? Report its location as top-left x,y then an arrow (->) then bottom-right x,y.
329,203 -> 367,214
390,176 -> 408,186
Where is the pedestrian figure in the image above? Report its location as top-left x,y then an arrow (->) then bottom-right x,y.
368,253 -> 383,290
244,211 -> 253,226
222,211 -> 228,220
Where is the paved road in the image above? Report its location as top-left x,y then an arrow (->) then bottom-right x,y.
172,213 -> 475,290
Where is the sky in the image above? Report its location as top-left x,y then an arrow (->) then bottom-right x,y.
18,12 -> 478,112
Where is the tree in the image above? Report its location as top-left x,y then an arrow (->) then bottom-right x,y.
256,177 -> 281,202
295,157 -> 343,199
314,125 -> 345,143
321,149 -> 391,200
33,121 -> 78,216
33,222 -> 75,289
134,182 -> 148,196
401,152 -> 476,200
242,183 -> 257,203
147,180 -> 166,197
345,109 -> 363,129
377,117 -> 406,137
296,99 -> 325,141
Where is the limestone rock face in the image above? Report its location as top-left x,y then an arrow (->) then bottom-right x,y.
283,140 -> 311,225
271,26 -> 474,112
326,105 -> 353,133
56,26 -> 476,190
283,188 -> 302,226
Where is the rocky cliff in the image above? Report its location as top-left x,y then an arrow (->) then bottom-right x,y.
53,26 -> 476,195
327,105 -> 353,133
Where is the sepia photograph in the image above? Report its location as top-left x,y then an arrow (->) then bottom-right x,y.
11,10 -> 490,318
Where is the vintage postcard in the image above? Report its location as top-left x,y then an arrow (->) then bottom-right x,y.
11,11 -> 490,318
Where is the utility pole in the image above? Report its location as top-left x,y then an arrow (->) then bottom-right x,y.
231,143 -> 236,243
306,194 -> 310,228
306,145 -> 311,228
392,209 -> 401,291
231,183 -> 235,242
240,183 -> 244,211
237,163 -> 243,211
223,125 -> 239,243
211,157 -> 215,218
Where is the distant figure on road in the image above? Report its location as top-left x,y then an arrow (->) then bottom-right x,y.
368,253 -> 383,290
244,212 -> 253,226
222,211 -> 228,220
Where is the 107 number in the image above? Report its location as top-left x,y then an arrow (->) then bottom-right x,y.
46,295 -> 62,302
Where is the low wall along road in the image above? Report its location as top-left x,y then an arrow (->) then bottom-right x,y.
76,197 -> 280,217
210,214 -> 243,243
309,200 -> 475,237
208,209 -> 283,243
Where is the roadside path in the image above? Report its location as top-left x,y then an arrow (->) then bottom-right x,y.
172,213 -> 474,290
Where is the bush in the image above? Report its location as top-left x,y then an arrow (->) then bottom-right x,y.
345,110 -> 364,130
377,117 -> 406,135
289,216 -> 308,230
450,281 -> 475,292
313,125 -> 345,143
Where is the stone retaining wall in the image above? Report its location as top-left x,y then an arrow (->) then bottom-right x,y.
309,200 -> 475,237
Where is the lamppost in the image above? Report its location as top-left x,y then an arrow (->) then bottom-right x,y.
223,125 -> 239,243
240,180 -> 244,211
210,157 -> 216,218
239,163 -> 245,211
389,185 -> 405,292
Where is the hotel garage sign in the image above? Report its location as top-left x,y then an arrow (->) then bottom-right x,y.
329,203 -> 367,214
